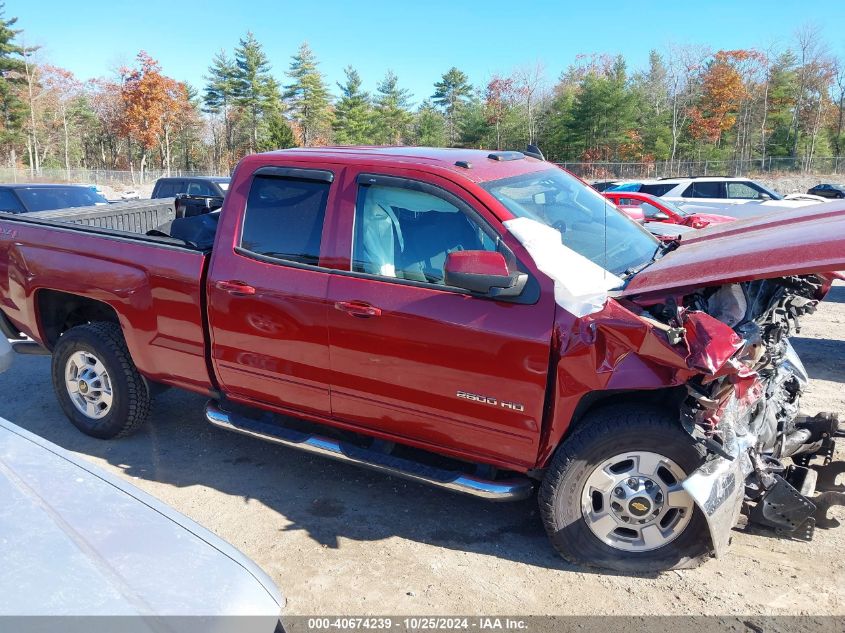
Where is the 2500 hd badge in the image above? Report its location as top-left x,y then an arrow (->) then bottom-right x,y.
457,390 -> 526,412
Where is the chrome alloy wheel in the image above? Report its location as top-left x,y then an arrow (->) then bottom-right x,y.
581,451 -> 695,552
65,351 -> 113,420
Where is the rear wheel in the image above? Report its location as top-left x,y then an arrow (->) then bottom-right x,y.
539,406 -> 711,571
51,322 -> 151,439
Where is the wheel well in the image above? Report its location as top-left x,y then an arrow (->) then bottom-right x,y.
566,387 -> 687,437
36,290 -> 120,350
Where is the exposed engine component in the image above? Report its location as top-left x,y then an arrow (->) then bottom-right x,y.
649,274 -> 843,542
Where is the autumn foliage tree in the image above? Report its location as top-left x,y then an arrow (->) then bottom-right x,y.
119,51 -> 190,180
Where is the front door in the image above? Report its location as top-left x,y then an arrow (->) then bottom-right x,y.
326,169 -> 556,468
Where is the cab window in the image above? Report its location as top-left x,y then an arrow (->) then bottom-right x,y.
240,175 -> 330,266
187,181 -> 218,197
352,182 -> 496,284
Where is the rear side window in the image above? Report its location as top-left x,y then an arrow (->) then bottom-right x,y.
726,182 -> 762,199
0,189 -> 23,213
683,181 -> 724,198
637,183 -> 676,196
240,175 -> 330,266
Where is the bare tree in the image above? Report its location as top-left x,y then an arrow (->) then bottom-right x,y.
514,62 -> 546,145
664,43 -> 709,174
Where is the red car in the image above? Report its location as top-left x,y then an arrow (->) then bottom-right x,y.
1,147 -> 844,571
604,191 -> 735,229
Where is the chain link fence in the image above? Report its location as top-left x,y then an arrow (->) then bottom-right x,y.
556,157 -> 845,180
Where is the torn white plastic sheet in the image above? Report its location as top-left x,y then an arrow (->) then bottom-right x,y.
0,336 -> 11,374
503,217 -> 623,317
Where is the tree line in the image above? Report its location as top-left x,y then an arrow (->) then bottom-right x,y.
2,2 -> 844,180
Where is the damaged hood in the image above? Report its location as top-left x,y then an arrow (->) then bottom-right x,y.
619,201 -> 845,297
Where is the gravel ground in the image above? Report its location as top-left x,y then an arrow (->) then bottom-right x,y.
1,283 -> 843,616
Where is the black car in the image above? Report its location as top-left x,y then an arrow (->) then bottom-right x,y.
0,184 -> 109,214
151,176 -> 230,199
807,183 -> 845,199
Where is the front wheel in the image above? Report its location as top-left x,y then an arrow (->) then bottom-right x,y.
51,322 -> 151,439
538,406 -> 711,571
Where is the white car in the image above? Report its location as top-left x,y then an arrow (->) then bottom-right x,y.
611,177 -> 825,219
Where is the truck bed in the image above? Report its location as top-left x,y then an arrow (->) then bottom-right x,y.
0,207 -> 215,395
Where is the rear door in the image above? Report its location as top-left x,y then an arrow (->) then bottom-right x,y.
324,167 -> 556,468
207,165 -> 341,416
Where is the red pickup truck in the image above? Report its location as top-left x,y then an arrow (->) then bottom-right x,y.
2,147 -> 844,571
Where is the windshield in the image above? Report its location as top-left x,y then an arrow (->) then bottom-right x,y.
17,187 -> 108,212
482,168 -> 660,277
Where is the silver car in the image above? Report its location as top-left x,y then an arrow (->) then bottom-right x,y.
0,415 -> 284,631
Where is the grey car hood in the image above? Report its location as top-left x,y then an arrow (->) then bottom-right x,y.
0,418 -> 283,621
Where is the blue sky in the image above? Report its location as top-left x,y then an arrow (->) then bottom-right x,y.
10,0 -> 844,102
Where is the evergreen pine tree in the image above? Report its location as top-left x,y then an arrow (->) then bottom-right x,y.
372,70 -> 412,145
332,66 -> 372,145
284,42 -> 332,146
232,32 -> 281,154
432,67 -> 473,146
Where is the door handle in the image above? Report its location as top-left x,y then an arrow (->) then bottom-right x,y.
215,280 -> 256,296
334,301 -> 382,318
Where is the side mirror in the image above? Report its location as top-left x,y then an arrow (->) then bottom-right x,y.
758,193 -> 772,201
653,211 -> 671,221
444,251 -> 527,298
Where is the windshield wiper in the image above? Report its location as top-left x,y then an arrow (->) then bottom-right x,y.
622,240 -> 678,279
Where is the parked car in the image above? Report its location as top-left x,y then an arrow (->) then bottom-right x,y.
0,416 -> 284,626
807,183 -> 845,199
603,191 -> 735,229
1,147 -> 844,572
0,184 -> 109,214
152,176 -> 230,199
609,176 -> 824,218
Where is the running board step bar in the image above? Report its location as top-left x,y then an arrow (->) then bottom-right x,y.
206,402 -> 533,502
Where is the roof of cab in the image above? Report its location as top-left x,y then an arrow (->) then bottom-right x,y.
250,146 -> 552,183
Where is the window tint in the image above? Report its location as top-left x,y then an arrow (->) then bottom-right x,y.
353,183 -> 495,284
683,181 -> 723,198
0,189 -> 23,213
187,181 -> 218,196
240,175 -> 330,265
726,182 -> 762,199
637,183 -> 677,196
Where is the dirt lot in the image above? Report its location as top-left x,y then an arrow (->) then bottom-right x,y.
1,284 -> 844,616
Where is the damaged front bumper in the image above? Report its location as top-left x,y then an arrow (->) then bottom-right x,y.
682,430 -> 754,557
682,407 -> 845,557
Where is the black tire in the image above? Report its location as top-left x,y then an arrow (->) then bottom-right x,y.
51,322 -> 151,439
538,405 -> 711,572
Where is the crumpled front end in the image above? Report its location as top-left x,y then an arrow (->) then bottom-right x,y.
547,273 -> 843,556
